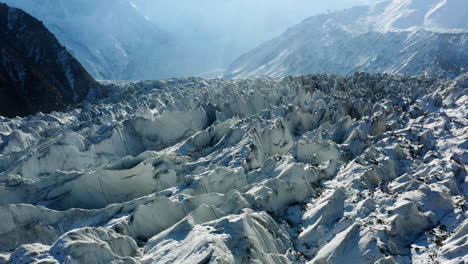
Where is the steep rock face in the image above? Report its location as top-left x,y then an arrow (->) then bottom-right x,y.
0,0 -> 171,80
225,0 -> 468,79
0,73 -> 466,263
0,3 -> 101,118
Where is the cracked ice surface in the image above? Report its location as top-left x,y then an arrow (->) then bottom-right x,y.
0,72 -> 467,263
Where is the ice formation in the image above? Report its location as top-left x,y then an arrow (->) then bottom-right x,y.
0,72 -> 467,263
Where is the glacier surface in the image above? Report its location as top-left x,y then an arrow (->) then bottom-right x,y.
0,73 -> 467,263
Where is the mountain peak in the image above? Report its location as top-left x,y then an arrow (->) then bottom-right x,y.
375,0 -> 468,32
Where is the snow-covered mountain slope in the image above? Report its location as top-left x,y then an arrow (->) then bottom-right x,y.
134,0 -> 381,78
225,0 -> 468,79
0,3 -> 103,118
315,0 -> 468,33
370,0 -> 468,32
0,72 -> 466,263
0,0 -> 171,80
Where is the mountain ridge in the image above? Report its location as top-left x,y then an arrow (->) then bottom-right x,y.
0,0 -> 171,80
0,3 -> 102,118
224,0 -> 468,79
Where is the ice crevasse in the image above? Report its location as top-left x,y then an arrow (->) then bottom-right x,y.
0,73 -> 467,263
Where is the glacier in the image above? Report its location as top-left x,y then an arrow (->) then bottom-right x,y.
0,72 -> 467,263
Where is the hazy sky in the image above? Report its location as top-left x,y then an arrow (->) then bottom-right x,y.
133,0 -> 377,73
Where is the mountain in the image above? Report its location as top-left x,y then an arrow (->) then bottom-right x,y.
0,72 -> 467,263
360,0 -> 467,33
134,0 -> 380,78
0,0 -> 394,81
0,0 -> 172,80
225,0 -> 468,79
0,3 -> 102,118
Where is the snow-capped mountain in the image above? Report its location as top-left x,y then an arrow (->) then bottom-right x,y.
0,72 -> 467,263
0,3 -> 102,118
0,0 -> 172,80
366,0 -> 468,33
225,0 -> 468,79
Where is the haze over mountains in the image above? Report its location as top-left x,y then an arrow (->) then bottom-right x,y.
3,0 -> 466,80
133,0 -> 376,76
225,0 -> 468,79
0,0 -> 376,80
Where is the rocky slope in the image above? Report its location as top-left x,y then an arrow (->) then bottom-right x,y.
0,0 -> 171,80
0,3 -> 102,118
0,72 -> 466,263
225,0 -> 468,79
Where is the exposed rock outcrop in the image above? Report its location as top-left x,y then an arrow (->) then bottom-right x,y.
0,3 -> 102,118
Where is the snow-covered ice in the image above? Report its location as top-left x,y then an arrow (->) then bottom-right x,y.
0,72 -> 467,263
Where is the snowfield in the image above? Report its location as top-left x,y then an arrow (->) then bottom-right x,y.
0,72 -> 467,263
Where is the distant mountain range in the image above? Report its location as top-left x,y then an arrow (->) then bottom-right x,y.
0,3 -> 102,118
2,0 -> 465,81
225,0 -> 468,79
